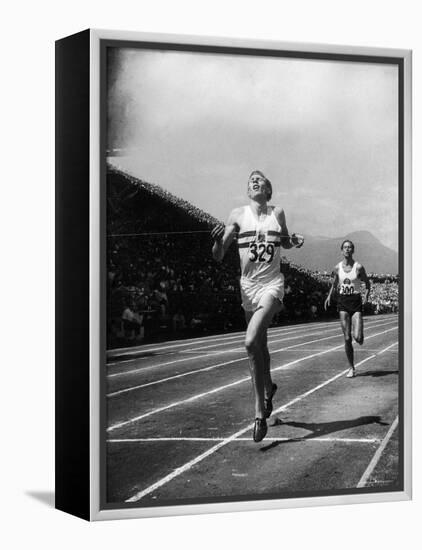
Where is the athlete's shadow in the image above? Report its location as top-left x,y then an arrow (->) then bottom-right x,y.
356,369 -> 399,378
260,415 -> 388,452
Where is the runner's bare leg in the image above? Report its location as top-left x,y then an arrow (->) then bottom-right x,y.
261,330 -> 274,397
245,294 -> 281,418
339,311 -> 354,367
352,311 -> 364,345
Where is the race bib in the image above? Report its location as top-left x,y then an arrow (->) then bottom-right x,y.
339,277 -> 355,295
248,241 -> 275,263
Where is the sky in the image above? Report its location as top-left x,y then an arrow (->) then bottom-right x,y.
107,47 -> 399,251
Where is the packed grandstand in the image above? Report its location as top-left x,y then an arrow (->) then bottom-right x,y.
107,165 -> 399,348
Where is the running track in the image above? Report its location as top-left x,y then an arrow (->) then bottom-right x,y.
106,314 -> 400,505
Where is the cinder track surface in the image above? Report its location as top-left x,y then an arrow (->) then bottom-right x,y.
105,314 -> 400,505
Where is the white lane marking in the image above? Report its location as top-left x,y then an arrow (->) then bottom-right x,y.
106,322 -> 340,367
108,319 -> 395,379
106,322 -> 396,395
173,322 -> 360,354
108,357 -> 247,397
107,326 -> 340,379
107,332 -> 246,356
106,319 -> 354,358
357,415 -> 399,488
190,318 -> 394,355
107,316 -> 393,366
107,328 -> 397,428
108,437 -> 381,443
269,341 -> 397,414
181,347 -> 392,356
216,348 -> 398,354
108,349 -> 240,373
182,350 -> 242,355
106,327 -> 306,367
124,341 -> 396,502
107,321 -> 332,359
107,315 -> 397,357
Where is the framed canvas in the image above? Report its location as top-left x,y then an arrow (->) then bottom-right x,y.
55,29 -> 412,521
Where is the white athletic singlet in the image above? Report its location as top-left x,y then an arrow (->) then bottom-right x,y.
337,261 -> 361,295
237,205 -> 283,284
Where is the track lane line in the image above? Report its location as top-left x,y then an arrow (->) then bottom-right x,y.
164,317 -> 394,355
107,321 -> 335,360
108,437 -> 381,443
106,322 -> 343,367
107,315 -> 397,358
107,325 -> 344,380
124,340 -> 397,502
356,415 -> 399,488
108,319 -> 395,380
108,328 -> 397,429
188,318 -> 396,354
106,319 -> 350,358
107,322 -> 396,396
107,316 -> 394,367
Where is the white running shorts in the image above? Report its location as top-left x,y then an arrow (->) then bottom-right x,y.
240,276 -> 284,312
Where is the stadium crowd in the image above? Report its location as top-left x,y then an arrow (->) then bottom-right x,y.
368,279 -> 399,314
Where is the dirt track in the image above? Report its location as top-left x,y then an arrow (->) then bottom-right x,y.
105,314 -> 400,506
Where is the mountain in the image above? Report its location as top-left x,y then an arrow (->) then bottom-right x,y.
282,230 -> 398,275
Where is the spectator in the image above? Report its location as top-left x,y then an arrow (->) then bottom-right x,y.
121,301 -> 144,341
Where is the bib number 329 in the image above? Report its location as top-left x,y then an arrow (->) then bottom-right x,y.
248,242 -> 275,263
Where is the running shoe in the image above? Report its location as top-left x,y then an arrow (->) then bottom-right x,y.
253,418 -> 268,442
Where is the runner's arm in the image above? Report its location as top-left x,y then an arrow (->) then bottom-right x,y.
324,268 -> 339,310
274,207 -> 304,249
211,208 -> 240,262
358,264 -> 371,305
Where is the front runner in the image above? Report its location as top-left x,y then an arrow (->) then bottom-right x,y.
324,240 -> 371,378
211,170 -> 304,442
